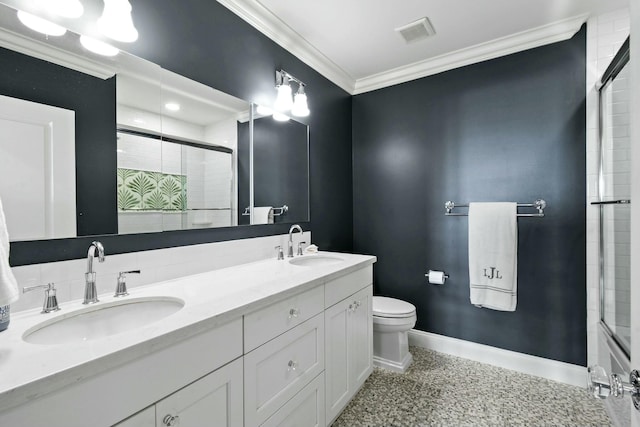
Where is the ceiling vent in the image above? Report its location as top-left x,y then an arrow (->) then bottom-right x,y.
394,17 -> 436,44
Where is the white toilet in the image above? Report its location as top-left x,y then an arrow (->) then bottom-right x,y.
372,296 -> 417,373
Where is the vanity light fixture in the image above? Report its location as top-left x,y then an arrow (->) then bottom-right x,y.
80,35 -> 119,56
275,69 -> 310,117
98,0 -> 138,43
17,10 -> 67,36
37,0 -> 84,19
274,73 -> 294,112
291,84 -> 309,117
256,105 -> 274,116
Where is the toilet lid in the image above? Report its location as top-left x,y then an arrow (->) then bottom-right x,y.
373,296 -> 416,318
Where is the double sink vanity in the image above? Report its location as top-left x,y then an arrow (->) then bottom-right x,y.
0,250 -> 376,427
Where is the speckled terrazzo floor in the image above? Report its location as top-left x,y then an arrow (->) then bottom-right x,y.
332,347 -> 612,427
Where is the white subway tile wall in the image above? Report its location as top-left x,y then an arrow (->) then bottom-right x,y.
586,8 -> 630,366
10,231 -> 311,314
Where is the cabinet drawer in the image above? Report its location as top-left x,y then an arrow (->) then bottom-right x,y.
244,313 -> 325,427
245,285 -> 324,352
325,266 -> 372,308
261,373 -> 325,427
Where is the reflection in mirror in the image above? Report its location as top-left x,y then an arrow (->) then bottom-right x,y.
0,94 -> 76,241
0,0 -> 310,246
239,105 -> 310,225
116,69 -> 250,233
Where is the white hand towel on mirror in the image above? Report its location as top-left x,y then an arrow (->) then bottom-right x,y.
468,202 -> 517,311
0,196 -> 18,306
253,207 -> 274,224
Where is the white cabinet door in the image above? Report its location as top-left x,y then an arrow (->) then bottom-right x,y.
348,286 -> 373,392
324,298 -> 350,423
261,373 -> 325,427
244,314 -> 325,427
325,285 -> 373,425
155,357 -> 243,427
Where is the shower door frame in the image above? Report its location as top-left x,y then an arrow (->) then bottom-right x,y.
595,37 -> 631,361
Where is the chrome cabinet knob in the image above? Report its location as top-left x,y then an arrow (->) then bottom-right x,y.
287,360 -> 298,371
288,308 -> 299,319
163,414 -> 180,426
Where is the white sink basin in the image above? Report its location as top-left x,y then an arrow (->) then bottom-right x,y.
288,254 -> 345,267
23,297 -> 184,345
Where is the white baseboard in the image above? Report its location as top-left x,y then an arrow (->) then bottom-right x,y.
408,329 -> 586,388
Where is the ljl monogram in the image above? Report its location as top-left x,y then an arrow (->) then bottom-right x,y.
483,267 -> 502,280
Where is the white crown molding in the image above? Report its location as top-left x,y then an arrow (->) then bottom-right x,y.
0,27 -> 116,80
216,0 -> 355,94
353,13 -> 590,94
408,329 -> 586,387
217,1 -> 588,95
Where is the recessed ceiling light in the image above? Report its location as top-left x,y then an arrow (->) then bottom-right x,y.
17,11 -> 67,36
80,35 -> 119,57
165,102 -> 180,111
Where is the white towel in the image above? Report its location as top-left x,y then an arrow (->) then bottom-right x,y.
253,206 -> 274,225
468,202 -> 517,311
0,196 -> 18,306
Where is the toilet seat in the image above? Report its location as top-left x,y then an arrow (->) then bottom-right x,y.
373,296 -> 416,318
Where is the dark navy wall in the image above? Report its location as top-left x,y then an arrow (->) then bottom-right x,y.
238,117 -> 310,226
9,0 -> 353,265
352,28 -> 587,365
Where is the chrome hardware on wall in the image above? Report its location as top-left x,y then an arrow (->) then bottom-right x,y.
445,199 -> 547,217
587,365 -> 640,410
23,283 -> 60,313
115,270 -> 140,297
242,205 -> 289,216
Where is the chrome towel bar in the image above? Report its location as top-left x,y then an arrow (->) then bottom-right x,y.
445,199 -> 546,217
242,205 -> 289,216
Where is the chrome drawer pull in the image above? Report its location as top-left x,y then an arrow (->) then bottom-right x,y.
288,308 -> 300,319
287,359 -> 298,371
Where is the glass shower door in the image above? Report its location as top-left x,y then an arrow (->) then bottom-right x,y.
597,51 -> 631,357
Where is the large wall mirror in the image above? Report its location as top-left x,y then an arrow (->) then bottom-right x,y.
0,1 -> 309,245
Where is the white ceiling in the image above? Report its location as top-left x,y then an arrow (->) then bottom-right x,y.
223,0 -> 629,94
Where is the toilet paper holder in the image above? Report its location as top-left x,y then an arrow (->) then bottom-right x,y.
425,270 -> 449,285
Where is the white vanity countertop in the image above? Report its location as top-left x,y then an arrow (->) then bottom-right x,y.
0,251 -> 376,414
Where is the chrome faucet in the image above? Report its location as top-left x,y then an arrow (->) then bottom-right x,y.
84,241 -> 105,304
288,224 -> 303,257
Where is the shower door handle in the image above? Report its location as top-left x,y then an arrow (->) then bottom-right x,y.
590,200 -> 631,205
587,365 -> 640,411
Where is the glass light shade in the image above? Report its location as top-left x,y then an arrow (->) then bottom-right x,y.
37,0 -> 84,18
17,11 -> 67,36
98,0 -> 138,43
273,112 -> 290,122
291,92 -> 310,117
274,83 -> 293,112
80,35 -> 119,56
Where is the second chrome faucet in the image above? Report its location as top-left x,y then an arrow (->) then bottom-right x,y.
84,241 -> 105,304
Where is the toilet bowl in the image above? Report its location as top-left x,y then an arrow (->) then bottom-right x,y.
372,296 -> 417,373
